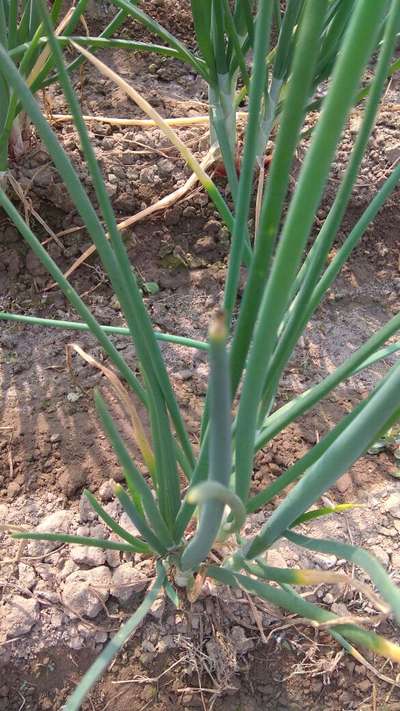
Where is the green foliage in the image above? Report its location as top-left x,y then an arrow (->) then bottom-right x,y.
368,411 -> 400,477
102,0 -> 397,173
0,0 -> 126,172
1,1 -> 400,708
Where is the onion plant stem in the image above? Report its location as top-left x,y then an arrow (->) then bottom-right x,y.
0,311 -> 209,351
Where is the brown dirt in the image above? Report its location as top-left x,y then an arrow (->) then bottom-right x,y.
1,2 -> 400,710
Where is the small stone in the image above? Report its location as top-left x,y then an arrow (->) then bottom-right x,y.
50,433 -> 61,444
384,492 -> 400,518
111,563 -> 148,603
66,391 -> 82,403
230,625 -> 254,653
175,369 -> 193,381
149,594 -> 165,620
139,165 -> 160,184
28,510 -> 73,556
194,236 -> 215,254
18,563 -> 36,590
98,480 -> 115,502
164,207 -> 180,226
378,525 -> 397,537
204,219 -> 220,235
102,138 -> 114,150
7,480 -> 20,498
90,523 -> 108,539
122,151 -> 136,165
57,559 -> 79,581
68,635 -> 84,650
157,159 -> 174,177
79,493 -> 98,523
391,551 -> 400,570
105,500 -> 122,520
77,525 -> 90,537
26,250 -> 47,277
386,145 -> 400,163
59,464 -> 87,497
62,566 -> 111,618
331,602 -> 349,617
336,472 -> 351,492
357,678 -> 372,692
266,549 -> 287,568
349,114 -> 362,134
394,519 -> 400,533
70,544 -> 106,567
2,596 -> 39,637
183,205 -> 196,217
106,548 -> 121,568
35,586 -> 59,604
313,553 -> 337,570
88,630 -> 105,647
371,545 -> 390,567
323,592 -> 334,605
193,192 -> 208,207
119,512 -> 140,538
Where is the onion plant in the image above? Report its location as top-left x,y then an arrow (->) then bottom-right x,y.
1,1 -> 400,708
0,0 -> 127,179
96,0 -> 400,193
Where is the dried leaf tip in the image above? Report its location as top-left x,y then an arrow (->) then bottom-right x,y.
208,308 -> 227,342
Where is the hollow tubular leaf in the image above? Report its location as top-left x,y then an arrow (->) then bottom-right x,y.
63,564 -> 166,710
256,309 -> 400,452
261,1 -> 400,413
94,392 -> 175,548
246,359 -> 400,557
248,394 -> 371,512
209,567 -> 400,663
235,0 -> 388,503
84,489 -> 157,552
223,0 -> 273,321
187,481 -> 246,534
190,0 -> 216,83
70,41 -> 251,267
272,0 -> 304,81
286,530 -> 400,622
0,311 -> 209,351
229,0 -> 329,396
291,503 -> 359,528
115,484 -> 167,557
108,0 -> 207,78
12,531 -> 148,554
309,162 -> 400,316
180,313 -> 232,570
34,3 -> 195,469
0,192 -> 146,404
145,379 -> 181,533
39,9 -> 129,90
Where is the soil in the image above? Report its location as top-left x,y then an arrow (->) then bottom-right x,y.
1,2 -> 400,710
